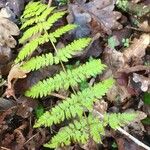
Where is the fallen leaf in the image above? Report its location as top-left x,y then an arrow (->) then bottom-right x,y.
67,0 -> 122,36
132,73 -> 150,92
83,0 -> 122,34
0,46 -> 12,65
123,34 -> 150,62
7,0 -> 25,17
7,64 -> 28,89
5,64 -> 28,98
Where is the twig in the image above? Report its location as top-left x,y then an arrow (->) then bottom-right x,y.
117,127 -> 150,150
48,0 -> 52,7
0,147 -> 11,150
51,92 -> 66,99
93,110 -> 150,150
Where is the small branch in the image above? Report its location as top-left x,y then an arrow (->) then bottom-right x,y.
93,110 -> 150,150
50,93 -> 67,99
48,0 -> 52,7
117,127 -> 150,150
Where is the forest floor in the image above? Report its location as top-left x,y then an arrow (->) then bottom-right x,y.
0,0 -> 150,150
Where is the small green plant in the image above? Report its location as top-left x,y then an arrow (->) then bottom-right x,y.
122,38 -> 129,47
57,0 -> 68,5
143,92 -> 150,105
16,2 -> 136,149
108,36 -> 117,49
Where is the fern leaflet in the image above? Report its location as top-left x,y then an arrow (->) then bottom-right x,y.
25,59 -> 106,98
34,78 -> 114,128
19,11 -> 66,44
44,113 -> 136,148
21,38 -> 91,71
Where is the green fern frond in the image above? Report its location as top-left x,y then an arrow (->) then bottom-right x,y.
25,59 -> 106,98
21,7 -> 55,29
21,2 -> 43,19
15,35 -> 48,63
19,11 -> 66,44
21,38 -> 91,71
49,24 -> 78,43
16,24 -> 77,63
44,115 -> 104,148
104,113 -> 137,129
44,112 -> 136,148
34,78 -> 114,128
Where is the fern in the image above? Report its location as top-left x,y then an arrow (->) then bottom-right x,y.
21,38 -> 91,71
44,113 -> 136,148
14,2 -> 137,149
19,11 -> 66,44
34,78 -> 114,128
15,2 -> 77,63
25,59 -> 106,98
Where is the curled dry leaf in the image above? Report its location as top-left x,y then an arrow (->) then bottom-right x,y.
7,64 -> 29,89
138,20 -> 150,32
5,64 -> 29,98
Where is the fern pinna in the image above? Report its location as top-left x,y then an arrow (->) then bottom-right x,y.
16,1 -> 136,149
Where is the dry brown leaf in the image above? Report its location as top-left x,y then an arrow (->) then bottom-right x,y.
83,0 -> 122,34
0,46 -> 11,64
0,17 -> 19,48
4,64 -> 28,98
67,0 -> 122,36
138,20 -> 150,32
7,64 -> 28,89
132,73 -> 150,92
123,34 -> 150,62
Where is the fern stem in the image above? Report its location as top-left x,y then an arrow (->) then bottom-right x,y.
50,38 -> 77,94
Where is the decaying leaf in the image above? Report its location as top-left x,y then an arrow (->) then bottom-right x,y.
0,17 -> 20,48
0,46 -> 11,64
138,20 -> 150,32
132,73 -> 150,92
7,64 -> 28,89
83,0 -> 122,34
123,34 -> 150,62
67,0 -> 122,36
4,64 -> 28,98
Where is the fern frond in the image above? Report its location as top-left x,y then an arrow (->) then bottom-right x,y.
104,113 -> 137,129
16,24 -> 77,63
25,59 -> 106,98
15,34 -> 48,63
21,2 -> 43,19
34,78 -> 114,128
44,112 -> 136,148
44,113 -> 136,148
44,115 -> 104,148
21,7 -> 55,29
49,24 -> 77,43
21,38 -> 91,71
19,11 -> 66,44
